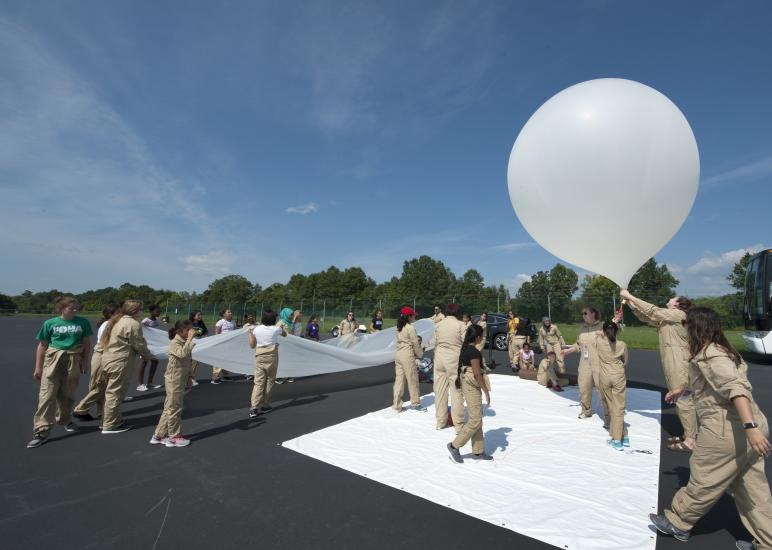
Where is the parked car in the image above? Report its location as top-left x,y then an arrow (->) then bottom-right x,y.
329,324 -> 367,337
472,313 -> 542,354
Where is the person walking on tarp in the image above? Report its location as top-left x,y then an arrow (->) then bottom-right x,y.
392,307 -> 426,413
650,307 -> 771,550
563,305 -> 607,422
27,297 -> 92,449
594,320 -> 629,451
447,324 -> 493,463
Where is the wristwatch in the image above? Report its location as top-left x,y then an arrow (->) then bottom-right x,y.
743,422 -> 759,430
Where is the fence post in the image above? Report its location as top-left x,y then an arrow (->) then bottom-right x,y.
322,299 -> 326,322
300,299 -> 304,312
260,302 -> 264,317
413,296 -> 416,311
497,293 -> 500,312
547,293 -> 551,320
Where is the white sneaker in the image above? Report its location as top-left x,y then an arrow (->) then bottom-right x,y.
137,384 -> 148,392
190,380 -> 199,387
165,436 -> 191,447
152,384 -> 163,389
123,395 -> 134,402
149,435 -> 169,445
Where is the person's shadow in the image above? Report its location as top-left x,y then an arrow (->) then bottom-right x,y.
484,426 -> 512,454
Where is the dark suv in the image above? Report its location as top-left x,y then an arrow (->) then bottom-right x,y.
472,313 -> 541,354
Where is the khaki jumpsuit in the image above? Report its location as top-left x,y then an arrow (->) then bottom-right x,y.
33,346 -> 85,438
393,323 -> 422,410
452,346 -> 486,455
154,335 -> 194,439
539,324 -> 566,374
431,313 -> 445,324
576,320 -> 608,420
251,344 -> 280,409
537,357 -> 559,387
595,335 -> 629,442
625,296 -> 697,441
476,319 -> 489,375
507,317 -> 521,366
338,318 -> 357,336
664,344 -> 772,547
98,316 -> 153,430
73,343 -> 106,418
433,316 -> 467,431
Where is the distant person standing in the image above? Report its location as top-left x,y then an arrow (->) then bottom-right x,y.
211,308 -> 236,384
306,315 -> 320,341
392,307 -> 426,412
538,317 -> 566,374
247,309 -> 287,417
507,311 -> 520,369
431,304 -> 445,324
338,311 -> 357,337
188,310 -> 208,387
275,307 -> 295,384
137,304 -> 162,392
292,310 -> 303,337
27,297 -> 92,448
432,303 -> 466,432
371,308 -> 384,333
620,289 -> 697,453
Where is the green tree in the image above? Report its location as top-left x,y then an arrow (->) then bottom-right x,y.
628,258 -> 679,305
0,293 -> 17,311
579,275 -> 619,320
727,252 -> 753,293
514,264 -> 578,322
200,275 -> 256,304
399,256 -> 456,299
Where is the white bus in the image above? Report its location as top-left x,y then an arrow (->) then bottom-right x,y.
743,249 -> 772,355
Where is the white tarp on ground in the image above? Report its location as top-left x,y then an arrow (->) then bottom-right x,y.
142,319 -> 436,378
282,375 -> 661,550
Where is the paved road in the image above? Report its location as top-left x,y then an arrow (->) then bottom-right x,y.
0,317 -> 769,550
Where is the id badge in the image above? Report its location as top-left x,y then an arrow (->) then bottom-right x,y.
582,346 -> 589,359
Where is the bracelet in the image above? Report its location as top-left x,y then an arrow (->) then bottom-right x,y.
743,422 -> 759,430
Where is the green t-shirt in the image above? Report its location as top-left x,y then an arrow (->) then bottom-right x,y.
36,316 -> 93,350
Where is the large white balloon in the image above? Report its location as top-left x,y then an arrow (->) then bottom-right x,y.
507,78 -> 699,288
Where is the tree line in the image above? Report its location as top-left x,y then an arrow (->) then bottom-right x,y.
1,254 -> 749,326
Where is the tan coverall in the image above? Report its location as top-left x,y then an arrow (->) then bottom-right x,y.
452,362 -> 485,455
433,316 -> 466,431
99,316 -> 153,430
251,344 -> 279,409
664,344 -> 772,547
74,343 -> 105,417
33,346 -> 84,438
537,357 -> 559,387
539,324 -> 566,374
507,318 -> 521,366
393,323 -> 422,410
475,320 -> 488,368
595,335 -> 629,441
625,296 -> 697,441
431,313 -> 445,324
154,335 -> 194,439
576,320 -> 608,420
339,318 -> 357,336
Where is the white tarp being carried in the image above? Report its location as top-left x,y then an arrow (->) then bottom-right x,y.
283,375 -> 661,550
143,318 -> 436,378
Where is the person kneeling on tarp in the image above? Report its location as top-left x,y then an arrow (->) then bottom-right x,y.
447,324 -> 493,463
650,307 -> 772,550
150,320 -> 196,448
537,351 -> 563,392
247,310 -> 287,418
594,320 -> 629,451
518,342 -> 535,370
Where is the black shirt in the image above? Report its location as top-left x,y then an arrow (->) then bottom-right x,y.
460,344 -> 482,367
372,317 -> 383,331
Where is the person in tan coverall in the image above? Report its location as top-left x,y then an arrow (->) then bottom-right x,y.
431,304 -> 445,324
538,317 -> 566,374
96,300 -> 153,433
432,303 -> 467,432
447,324 -> 492,463
392,307 -> 425,412
650,307 -> 771,550
537,352 -> 563,391
594,321 -> 629,448
563,306 -> 607,420
338,311 -> 357,336
620,289 -> 698,451
506,311 -> 520,368
150,320 -> 195,447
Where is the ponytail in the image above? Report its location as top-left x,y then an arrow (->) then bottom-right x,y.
100,299 -> 142,347
456,325 -> 483,389
396,314 -> 410,332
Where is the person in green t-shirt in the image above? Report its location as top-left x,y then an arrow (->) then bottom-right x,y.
28,297 -> 92,449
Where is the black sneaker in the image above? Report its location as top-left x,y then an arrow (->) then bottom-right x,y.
101,423 -> 132,435
27,436 -> 47,448
261,406 -> 274,413
649,513 -> 690,542
447,442 -> 463,464
736,541 -> 757,550
249,408 -> 261,418
473,453 -> 494,461
64,422 -> 79,432
72,411 -> 96,421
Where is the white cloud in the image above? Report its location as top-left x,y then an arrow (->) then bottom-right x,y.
686,245 -> 766,274
490,242 -> 537,252
182,251 -> 235,276
665,263 -> 683,275
286,202 -> 319,215
702,155 -> 772,187
508,273 -> 531,293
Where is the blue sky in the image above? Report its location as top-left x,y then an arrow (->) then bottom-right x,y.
1,1 -> 770,297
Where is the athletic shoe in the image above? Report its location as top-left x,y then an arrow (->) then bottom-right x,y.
72,411 -> 96,421
123,395 -> 134,402
607,439 -> 623,451
261,406 -> 274,413
275,378 -> 285,385
473,453 -> 494,461
152,384 -> 163,389
190,380 -> 199,387
27,436 -> 46,448
578,412 -> 592,419
447,442 -> 463,464
210,379 -> 221,385
136,384 -> 149,392
165,436 -> 191,447
249,408 -> 261,418
102,423 -> 132,434
551,385 -> 564,392
410,404 -> 428,412
622,436 -> 630,447
649,513 -> 690,542
736,541 -> 757,550
286,377 -> 295,383
245,376 -> 254,382
149,435 -> 169,445
603,423 -> 610,430
63,422 -> 79,432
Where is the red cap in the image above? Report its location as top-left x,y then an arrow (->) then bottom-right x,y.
400,306 -> 417,316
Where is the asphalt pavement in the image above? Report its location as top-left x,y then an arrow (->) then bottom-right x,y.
0,316 -> 769,550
